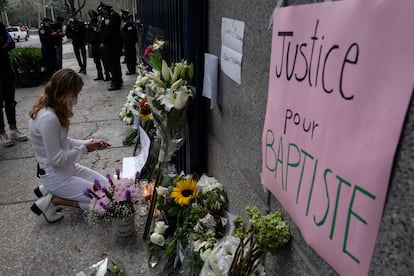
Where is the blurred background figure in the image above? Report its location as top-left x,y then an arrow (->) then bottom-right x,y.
52,16 -> 65,71
0,21 -> 28,147
86,10 -> 109,81
121,9 -> 137,75
66,13 -> 87,74
98,2 -> 123,91
39,17 -> 57,81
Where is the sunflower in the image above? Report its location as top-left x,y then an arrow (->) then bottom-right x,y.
171,179 -> 199,206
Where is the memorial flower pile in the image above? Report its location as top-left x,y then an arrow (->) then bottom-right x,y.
119,59 -> 194,156
205,205 -> 290,275
119,63 -> 151,126
148,173 -> 228,275
144,37 -> 165,70
83,174 -> 140,222
147,59 -> 195,163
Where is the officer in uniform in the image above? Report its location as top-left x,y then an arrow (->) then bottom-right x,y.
66,13 -> 87,74
97,6 -> 111,81
121,9 -> 138,75
98,2 -> 123,91
86,10 -> 110,81
52,16 -> 65,70
38,18 -> 57,80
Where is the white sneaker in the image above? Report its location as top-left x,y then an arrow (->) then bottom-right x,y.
9,129 -> 28,141
0,132 -> 13,147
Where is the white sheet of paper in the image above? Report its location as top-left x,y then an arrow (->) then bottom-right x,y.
220,45 -> 242,85
221,17 -> 245,53
202,53 -> 219,109
122,126 -> 151,179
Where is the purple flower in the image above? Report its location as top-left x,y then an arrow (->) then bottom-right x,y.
135,171 -> 141,181
125,189 -> 131,202
93,179 -> 102,191
115,168 -> 121,179
106,174 -> 114,186
83,188 -> 101,199
83,188 -> 93,199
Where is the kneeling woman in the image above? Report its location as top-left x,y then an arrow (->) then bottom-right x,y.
29,68 -> 111,223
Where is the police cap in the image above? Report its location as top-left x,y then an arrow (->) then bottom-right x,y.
121,9 -> 129,15
97,1 -> 112,10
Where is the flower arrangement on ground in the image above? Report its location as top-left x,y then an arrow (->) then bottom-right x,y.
119,58 -> 194,161
144,38 -> 165,70
121,58 -> 195,168
119,63 -> 154,146
83,174 -> 140,223
147,59 -> 194,164
201,205 -> 290,275
148,173 -> 228,275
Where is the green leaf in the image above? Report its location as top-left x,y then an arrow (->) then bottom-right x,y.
165,238 -> 177,256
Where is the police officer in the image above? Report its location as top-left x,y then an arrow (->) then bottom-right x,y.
52,16 -> 65,70
86,10 -> 110,81
120,9 -> 137,75
38,17 -> 57,80
66,13 -> 87,74
97,6 -> 111,81
98,1 -> 123,91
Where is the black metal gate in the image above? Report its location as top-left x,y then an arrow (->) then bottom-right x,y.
139,0 -> 208,174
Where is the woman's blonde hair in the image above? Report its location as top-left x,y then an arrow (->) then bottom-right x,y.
29,68 -> 84,128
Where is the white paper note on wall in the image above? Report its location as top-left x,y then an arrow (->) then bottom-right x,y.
220,45 -> 243,85
222,17 -> 245,53
221,17 -> 245,84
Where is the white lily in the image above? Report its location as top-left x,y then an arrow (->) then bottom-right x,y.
188,63 -> 194,80
170,79 -> 183,91
161,60 -> 170,81
157,88 -> 191,111
171,65 -> 181,83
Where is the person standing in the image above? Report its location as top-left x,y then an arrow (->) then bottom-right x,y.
0,22 -> 28,147
86,10 -> 110,81
66,13 -> 87,74
97,6 -> 111,82
98,2 -> 123,90
120,9 -> 138,75
39,17 -> 57,81
29,69 -> 111,223
52,16 -> 65,70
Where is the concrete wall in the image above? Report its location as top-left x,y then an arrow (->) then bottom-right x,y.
205,0 -> 414,275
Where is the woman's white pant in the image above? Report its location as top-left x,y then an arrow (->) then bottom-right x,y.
40,163 -> 107,210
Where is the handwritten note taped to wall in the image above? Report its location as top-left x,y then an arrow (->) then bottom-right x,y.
221,17 -> 244,84
261,0 -> 414,275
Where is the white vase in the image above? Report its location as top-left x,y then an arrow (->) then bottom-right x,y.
111,213 -> 135,238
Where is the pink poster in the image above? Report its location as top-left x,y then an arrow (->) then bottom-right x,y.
261,0 -> 414,275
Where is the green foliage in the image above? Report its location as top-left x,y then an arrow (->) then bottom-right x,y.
122,128 -> 138,146
9,47 -> 42,72
0,0 -> 7,12
229,206 -> 291,275
9,47 -> 45,87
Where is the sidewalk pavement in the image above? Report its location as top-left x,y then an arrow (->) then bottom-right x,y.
0,44 -> 154,275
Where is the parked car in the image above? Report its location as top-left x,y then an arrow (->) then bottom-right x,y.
7,26 -> 29,42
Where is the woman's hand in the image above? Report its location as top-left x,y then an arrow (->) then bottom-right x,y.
85,139 -> 111,152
